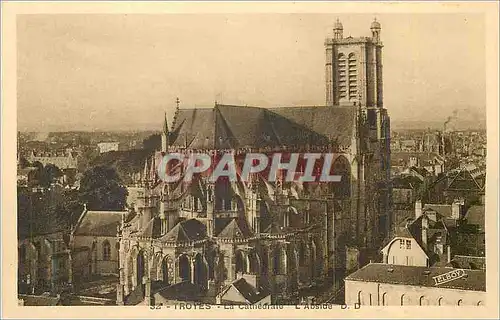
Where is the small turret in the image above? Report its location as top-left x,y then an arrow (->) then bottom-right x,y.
370,18 -> 381,42
333,18 -> 343,40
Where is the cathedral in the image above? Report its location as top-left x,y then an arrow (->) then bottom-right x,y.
117,18 -> 391,305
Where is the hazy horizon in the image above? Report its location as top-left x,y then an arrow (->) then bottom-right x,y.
17,13 -> 486,132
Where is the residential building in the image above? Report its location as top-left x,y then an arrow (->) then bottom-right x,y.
97,142 -> 121,154
345,263 -> 485,306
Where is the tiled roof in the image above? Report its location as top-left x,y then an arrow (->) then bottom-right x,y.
73,210 -> 126,237
346,263 -> 485,292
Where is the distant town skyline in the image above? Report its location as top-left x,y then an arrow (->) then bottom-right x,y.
17,13 -> 486,132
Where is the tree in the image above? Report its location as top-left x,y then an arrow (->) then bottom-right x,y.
79,165 -> 128,210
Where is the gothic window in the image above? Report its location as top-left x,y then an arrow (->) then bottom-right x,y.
235,251 -> 246,274
332,156 -> 350,198
348,53 -> 358,100
103,240 -> 111,261
338,54 -> 347,99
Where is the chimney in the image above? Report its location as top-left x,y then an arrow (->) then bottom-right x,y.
415,200 -> 423,219
241,273 -> 259,290
451,199 -> 463,220
421,216 -> 428,251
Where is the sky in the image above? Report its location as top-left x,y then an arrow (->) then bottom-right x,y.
17,13 -> 486,132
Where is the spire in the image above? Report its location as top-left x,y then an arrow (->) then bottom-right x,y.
371,17 -> 381,42
149,155 -> 156,182
162,112 -> 169,152
333,18 -> 343,40
163,112 -> 169,135
171,97 -> 180,131
143,159 -> 149,183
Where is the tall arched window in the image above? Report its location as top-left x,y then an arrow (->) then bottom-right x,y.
457,299 -> 463,306
348,53 -> 358,100
338,54 -> 347,99
400,294 -> 405,306
382,292 -> 388,306
102,240 -> 111,261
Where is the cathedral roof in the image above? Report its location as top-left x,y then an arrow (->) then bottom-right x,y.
169,105 -> 356,149
217,219 -> 245,239
159,222 -> 190,242
159,219 -> 207,243
214,217 -> 253,239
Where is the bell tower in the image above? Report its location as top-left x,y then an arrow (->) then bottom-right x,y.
325,18 -> 384,108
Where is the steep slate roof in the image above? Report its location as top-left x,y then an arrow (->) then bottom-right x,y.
159,222 -> 190,242
268,106 -> 356,146
346,263 -> 485,292
169,105 -> 356,149
159,219 -> 207,243
73,210 -> 126,237
216,218 -> 253,239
